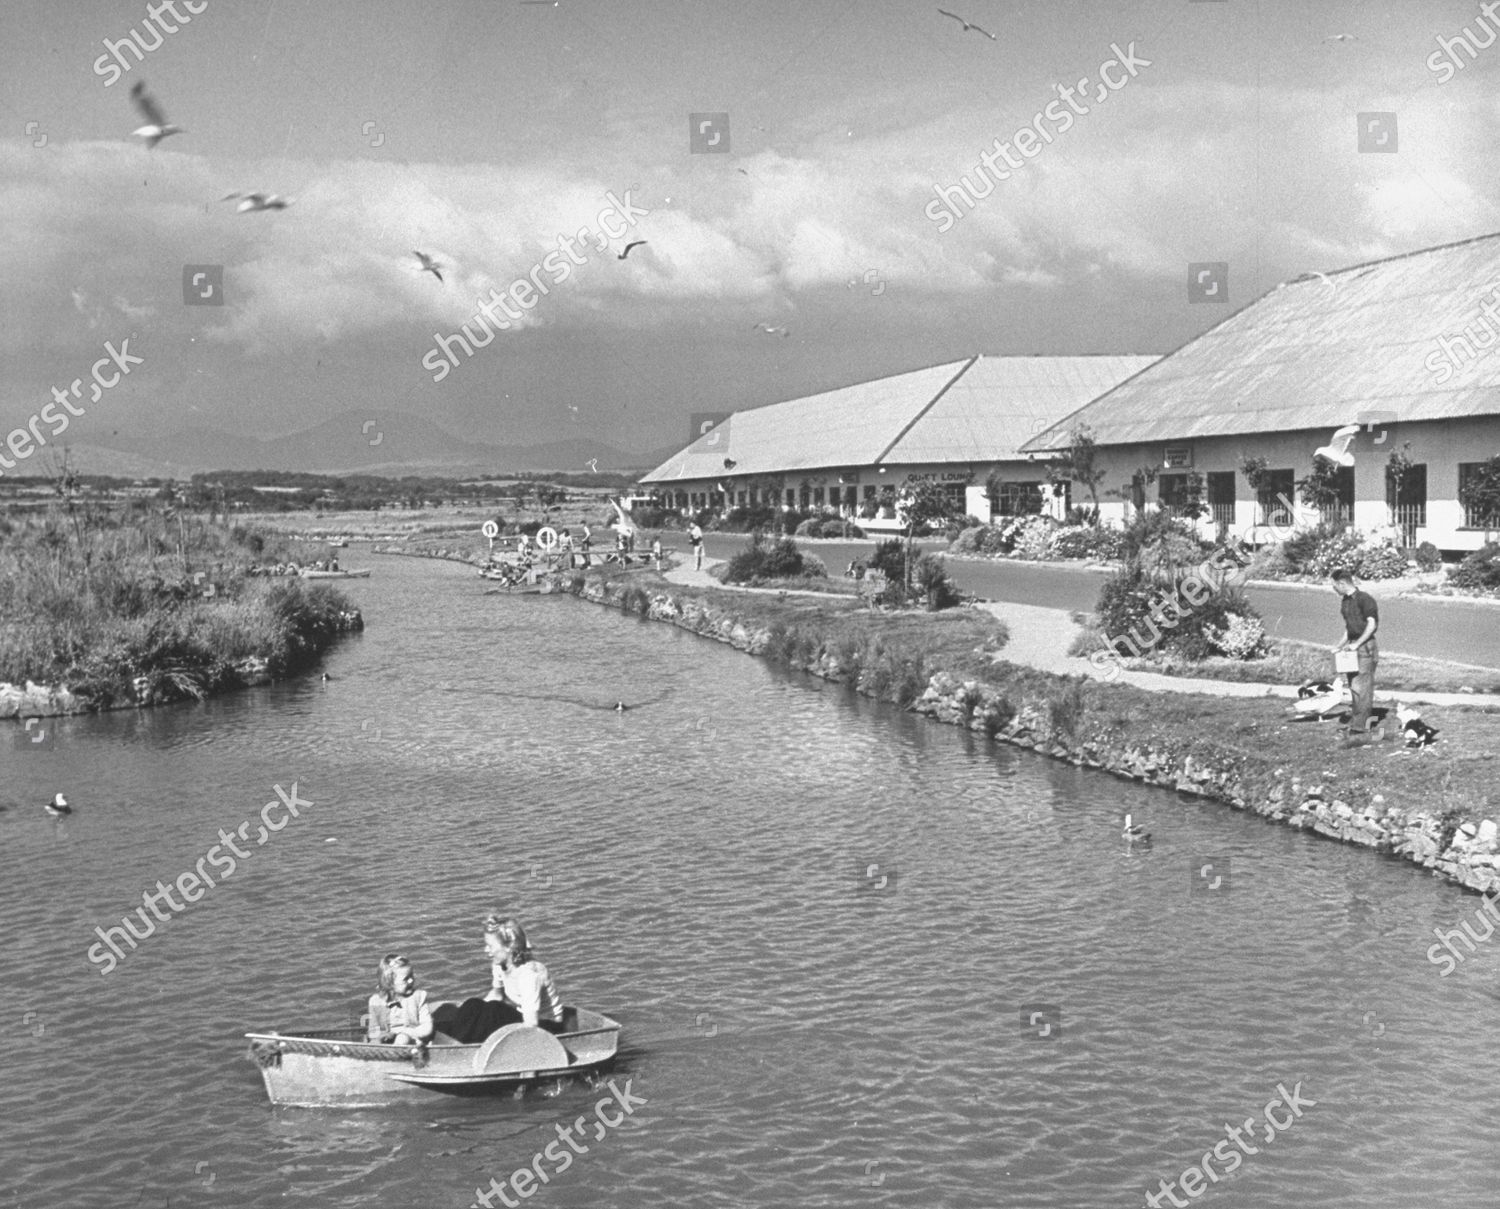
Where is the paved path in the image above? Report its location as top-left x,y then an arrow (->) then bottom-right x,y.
655,554 -> 1500,709
691,534 -> 1500,670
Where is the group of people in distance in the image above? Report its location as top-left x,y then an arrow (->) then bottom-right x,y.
366,915 -> 564,1047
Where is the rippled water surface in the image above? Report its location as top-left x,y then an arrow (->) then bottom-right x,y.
5,554 -> 1500,1208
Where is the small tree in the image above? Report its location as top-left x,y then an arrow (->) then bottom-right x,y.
1047,425 -> 1106,521
1458,454 -> 1500,541
1296,458 -> 1347,519
896,480 -> 954,601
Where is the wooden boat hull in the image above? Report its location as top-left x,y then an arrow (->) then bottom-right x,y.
300,569 -> 372,579
245,1007 -> 620,1107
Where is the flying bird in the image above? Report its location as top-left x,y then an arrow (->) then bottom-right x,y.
1314,424 -> 1361,467
617,240 -> 648,260
753,322 -> 789,337
413,251 -> 444,283
1323,33 -> 1358,42
937,8 -> 997,39
44,793 -> 72,817
222,192 -> 292,213
130,80 -> 183,148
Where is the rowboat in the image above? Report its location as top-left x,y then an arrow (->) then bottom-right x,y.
245,1006 -> 620,1107
300,568 -> 372,579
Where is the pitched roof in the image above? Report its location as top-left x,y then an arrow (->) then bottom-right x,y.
638,354 -> 1159,483
1023,231 -> 1500,451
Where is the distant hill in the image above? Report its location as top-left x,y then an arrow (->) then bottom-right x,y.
50,411 -> 679,480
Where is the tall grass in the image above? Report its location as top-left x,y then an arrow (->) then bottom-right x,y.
0,507 -> 356,705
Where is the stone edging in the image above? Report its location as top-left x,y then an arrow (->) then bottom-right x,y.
565,575 -> 1500,897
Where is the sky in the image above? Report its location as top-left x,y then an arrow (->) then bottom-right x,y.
5,0 -> 1500,467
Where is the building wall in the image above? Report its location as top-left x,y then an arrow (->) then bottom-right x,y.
1078,417 -> 1500,550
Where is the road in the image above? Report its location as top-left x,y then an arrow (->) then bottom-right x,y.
697,534 -> 1500,671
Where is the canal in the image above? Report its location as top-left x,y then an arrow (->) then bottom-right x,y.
5,553 -> 1498,1208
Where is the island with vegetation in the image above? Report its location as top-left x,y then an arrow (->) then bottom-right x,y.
1,482 -> 362,717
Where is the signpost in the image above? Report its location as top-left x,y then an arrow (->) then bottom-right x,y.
481,520 -> 499,556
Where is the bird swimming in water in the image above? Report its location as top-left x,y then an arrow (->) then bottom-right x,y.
1122,814 -> 1150,845
613,701 -> 628,711
44,793 -> 72,817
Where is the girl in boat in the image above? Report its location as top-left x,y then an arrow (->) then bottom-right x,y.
431,915 -> 564,1042
366,954 -> 434,1046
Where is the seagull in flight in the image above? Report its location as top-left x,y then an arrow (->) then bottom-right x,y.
130,80 -> 183,148
937,8 -> 997,40
1323,33 -> 1358,42
753,322 -> 789,337
1314,424 -> 1361,467
222,192 -> 292,213
617,240 -> 648,260
413,251 -> 444,283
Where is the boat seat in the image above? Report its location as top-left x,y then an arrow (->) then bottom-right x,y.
429,1030 -> 464,1047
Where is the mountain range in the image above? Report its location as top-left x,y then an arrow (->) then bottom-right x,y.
45,411 -> 679,480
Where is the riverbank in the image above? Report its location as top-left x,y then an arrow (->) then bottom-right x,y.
563,564 -> 1500,896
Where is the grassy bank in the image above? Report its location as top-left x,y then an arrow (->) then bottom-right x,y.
1,507 -> 361,711
1066,614 -> 1500,695
566,566 -> 1500,892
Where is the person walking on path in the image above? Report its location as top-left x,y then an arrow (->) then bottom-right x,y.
687,521 -> 704,570
652,537 -> 662,571
1331,568 -> 1379,743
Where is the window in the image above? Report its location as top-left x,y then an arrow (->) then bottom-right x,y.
1206,471 -> 1236,531
1386,462 -> 1427,543
1157,472 -> 1194,515
863,485 -> 877,500
736,491 -> 747,507
1258,469 -> 1295,524
785,489 -> 796,507
994,480 -> 1045,516
1459,461 -> 1500,529
943,483 -> 966,510
812,487 -> 825,507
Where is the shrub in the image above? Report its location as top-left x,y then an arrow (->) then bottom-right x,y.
1304,528 -> 1365,579
800,552 -> 828,578
1279,520 -> 1344,574
722,505 -> 780,532
794,515 -> 864,538
624,505 -> 674,529
940,514 -> 983,541
1205,612 -> 1270,660
1094,566 -> 1265,663
911,553 -> 961,610
1450,543 -> 1500,591
1050,524 -> 1125,561
1004,514 -> 1056,560
1415,541 -> 1442,572
1356,546 -> 1409,580
1095,567 -> 1161,655
948,525 -> 1011,556
1119,510 -> 1205,564
868,539 -> 912,583
721,535 -> 818,582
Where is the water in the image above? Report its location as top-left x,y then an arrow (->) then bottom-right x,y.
4,554 -> 1498,1208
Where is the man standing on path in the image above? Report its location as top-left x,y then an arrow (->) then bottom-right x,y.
1331,568 -> 1379,744
688,520 -> 704,570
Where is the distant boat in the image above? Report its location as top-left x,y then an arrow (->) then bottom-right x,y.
300,568 -> 371,579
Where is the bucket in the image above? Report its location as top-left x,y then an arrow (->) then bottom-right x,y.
1333,648 -> 1359,674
